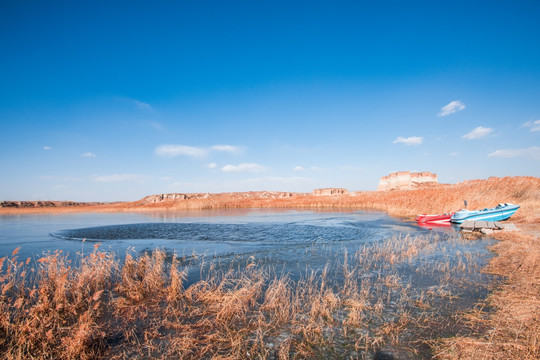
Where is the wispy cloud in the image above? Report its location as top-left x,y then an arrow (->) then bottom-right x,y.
121,97 -> 151,110
169,182 -> 194,190
155,144 -> 245,158
81,152 -> 96,158
450,152 -> 459,156
40,175 -> 82,182
205,163 -> 218,169
155,144 -> 207,158
148,121 -> 163,130
488,146 -> 540,160
294,166 -> 306,171
393,136 -> 423,146
438,100 -> 465,117
92,174 -> 149,183
522,120 -> 540,132
133,99 -> 152,109
462,126 -> 493,139
44,146 -> 52,150
222,163 -> 264,172
226,176 -> 312,191
211,145 -> 243,154
116,97 -> 153,110
339,165 -> 364,171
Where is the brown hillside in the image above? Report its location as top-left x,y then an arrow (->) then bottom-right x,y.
119,176 -> 539,224
2,177 -> 539,225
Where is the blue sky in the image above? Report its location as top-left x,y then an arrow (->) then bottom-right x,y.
1,1 -> 539,201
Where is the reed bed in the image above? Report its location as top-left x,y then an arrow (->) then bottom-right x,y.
0,233 -> 492,359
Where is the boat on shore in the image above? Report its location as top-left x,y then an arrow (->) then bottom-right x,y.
450,203 -> 520,224
416,212 -> 454,225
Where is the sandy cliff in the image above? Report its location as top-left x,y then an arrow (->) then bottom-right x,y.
312,188 -> 348,196
377,171 -> 438,191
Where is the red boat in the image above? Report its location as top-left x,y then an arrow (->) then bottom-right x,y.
415,212 -> 454,225
416,221 -> 452,229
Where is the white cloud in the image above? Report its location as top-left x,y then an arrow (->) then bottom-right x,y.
523,120 -> 540,132
155,144 -> 207,158
44,146 -> 52,150
462,126 -> 493,139
450,152 -> 459,156
222,163 -> 264,172
205,163 -> 218,169
488,146 -> 540,160
92,174 -> 149,183
211,145 -> 243,154
438,100 -> 465,116
393,136 -> 423,146
293,166 -> 306,171
81,152 -> 96,158
160,176 -> 172,181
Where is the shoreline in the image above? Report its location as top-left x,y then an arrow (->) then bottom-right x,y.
2,176 -> 538,221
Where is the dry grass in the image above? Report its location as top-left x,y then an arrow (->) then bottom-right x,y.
433,231 -> 540,360
0,233 -> 491,359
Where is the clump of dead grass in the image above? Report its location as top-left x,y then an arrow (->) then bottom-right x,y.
0,245 -> 117,359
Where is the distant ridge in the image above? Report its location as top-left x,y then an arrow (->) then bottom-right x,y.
137,191 -> 310,205
0,200 -> 107,208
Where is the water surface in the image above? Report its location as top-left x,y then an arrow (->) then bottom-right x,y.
0,209 -> 498,358
0,209 -> 424,260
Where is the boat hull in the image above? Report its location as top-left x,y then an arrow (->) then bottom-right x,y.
450,204 -> 520,224
416,213 -> 453,225
417,221 -> 452,229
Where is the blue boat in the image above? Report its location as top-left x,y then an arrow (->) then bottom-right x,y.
450,203 -> 520,224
